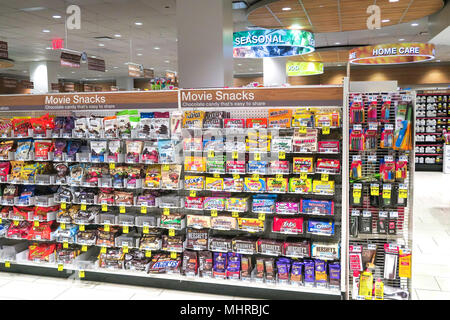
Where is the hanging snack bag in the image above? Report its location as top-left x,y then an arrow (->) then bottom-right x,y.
117,110 -> 131,136
15,139 -> 33,160
0,140 -> 14,158
12,117 -> 31,137
87,117 -> 103,137
34,140 -> 53,159
107,140 -> 121,162
0,118 -> 13,137
90,140 -> 107,162
125,140 -> 143,163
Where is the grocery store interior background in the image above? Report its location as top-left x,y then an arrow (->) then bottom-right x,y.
0,0 -> 449,300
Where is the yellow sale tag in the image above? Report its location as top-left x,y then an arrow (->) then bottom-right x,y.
13,220 -> 19,226
163,164 -> 170,171
254,153 -> 261,161
383,190 -> 391,199
57,264 -> 63,272
5,261 -> 10,268
208,150 -> 215,158
141,206 -> 147,214
79,224 -> 85,231
145,250 -> 152,258
143,226 -> 149,234
100,247 -> 107,254
232,211 -> 239,218
189,190 -> 197,197
371,186 -> 380,196
170,252 -> 177,259
163,208 -> 170,215
102,204 -> 108,212
321,174 -> 329,182
258,213 -> 265,221
300,173 -> 307,180
399,189 -> 408,199
353,189 -> 362,199
81,245 -> 87,252
81,204 -> 87,211
61,202 -> 66,209
123,226 -> 129,234
299,126 -> 307,134
123,246 -> 129,253
169,229 -> 175,237
232,151 -> 238,159
213,173 -> 220,178
104,224 -> 110,232
278,151 -> 286,160
211,209 -> 218,217
233,174 -> 240,180
322,126 -> 330,135
109,163 -> 115,170
276,174 -> 283,180
60,223 -> 66,230
119,206 -> 126,214
63,241 -> 69,249
0,218 -> 2,224
34,221 -> 39,227
79,270 -> 85,278
252,174 -> 260,180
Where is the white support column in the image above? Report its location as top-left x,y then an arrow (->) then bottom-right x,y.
263,57 -> 287,87
29,61 -> 58,94
176,0 -> 233,88
116,76 -> 134,91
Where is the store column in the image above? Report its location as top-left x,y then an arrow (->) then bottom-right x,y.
116,76 -> 134,91
29,61 -> 58,94
176,0 -> 233,88
263,57 -> 287,87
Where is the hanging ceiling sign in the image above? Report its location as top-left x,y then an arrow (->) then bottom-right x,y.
87,57 -> 106,72
349,43 -> 435,65
0,41 -> 8,59
60,52 -> 81,68
128,64 -> 143,77
287,61 -> 324,76
144,68 -> 154,79
21,80 -> 34,89
2,78 -> 17,88
233,29 -> 315,58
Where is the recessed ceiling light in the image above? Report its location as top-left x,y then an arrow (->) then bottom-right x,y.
436,60 -> 441,62
249,68 -> 253,71
137,53 -> 143,56
114,34 -> 121,38
237,63 -> 242,66
52,15 -> 61,19
389,0 -> 399,2
335,42 -> 341,45
23,70 -> 27,73
113,66 -> 118,69
135,22 -> 143,26
154,47 -> 160,50
399,38 -> 405,41
282,7 -> 291,11
98,43 -> 105,47
21,7 -> 46,12
42,29 -> 50,33
46,47 -> 52,50
71,71 -> 75,74
91,56 -> 96,58
165,60 -> 170,63
411,23 -> 419,26
382,19 -> 390,23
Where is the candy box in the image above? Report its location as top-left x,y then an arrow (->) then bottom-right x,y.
211,216 -> 238,230
292,109 -> 314,128
272,216 -> 304,234
312,180 -> 335,195
247,161 -> 268,174
184,156 -> 206,172
252,194 -> 277,213
307,220 -> 335,236
184,175 -> 204,190
257,239 -> 283,256
186,215 -> 211,229
205,177 -> 224,191
246,118 -> 267,129
300,199 -> 334,216
275,202 -> 299,214
186,229 -> 208,250
292,128 -> 317,152
312,242 -> 340,260
267,178 -> 288,193
318,141 -> 340,153
271,137 -> 292,152
232,238 -> 257,254
293,157 -> 314,173
225,197 -> 248,212
244,177 -> 266,192
283,241 -> 310,258
237,218 -> 264,232
206,156 -> 226,173
223,177 -> 244,192
268,109 -> 292,128
183,137 -> 203,151
289,177 -> 312,193
184,197 -> 204,210
316,158 -> 340,174
269,160 -> 289,174
226,160 -> 246,174
224,119 -> 245,129
204,197 -> 225,211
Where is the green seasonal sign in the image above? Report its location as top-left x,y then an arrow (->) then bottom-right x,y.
233,29 -> 315,58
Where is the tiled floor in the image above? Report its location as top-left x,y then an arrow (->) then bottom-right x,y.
0,172 -> 448,300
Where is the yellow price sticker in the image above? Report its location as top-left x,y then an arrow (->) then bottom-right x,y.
122,246 -> 129,253
276,174 -> 283,180
213,173 -> 220,178
123,226 -> 129,234
371,186 -> 380,196
162,164 -> 170,171
278,151 -> 286,160
189,190 -> 197,197
79,224 -> 85,231
57,264 -> 64,272
321,174 -> 329,182
109,163 -> 115,170
13,220 -> 19,226
300,173 -> 307,180
100,247 -> 107,254
145,250 -> 152,258
101,204 -> 108,212
141,206 -> 147,214
163,208 -> 170,216
211,209 -> 218,217
60,223 -> 66,230
208,150 -> 215,158
143,226 -> 149,234
169,229 -> 175,237
119,206 -> 126,214
34,221 -> 39,227
299,126 -> 307,134
0,218 -> 2,224
232,151 -> 238,159
383,190 -> 391,199
322,127 -> 330,135
81,245 -> 87,252
258,213 -> 266,221
254,153 -> 261,161
399,189 -> 408,199
5,261 -> 10,268
170,252 -> 177,259
79,270 -> 85,278
252,174 -> 260,180
233,174 -> 240,180
104,224 -> 110,232
353,189 -> 362,199
61,202 -> 66,209
232,211 -> 239,218
63,241 -> 69,249
81,204 -> 87,211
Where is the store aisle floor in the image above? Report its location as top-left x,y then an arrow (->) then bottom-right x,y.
412,172 -> 450,300
0,172 -> 448,300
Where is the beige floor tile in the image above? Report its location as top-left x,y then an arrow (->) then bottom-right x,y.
416,289 -> 450,300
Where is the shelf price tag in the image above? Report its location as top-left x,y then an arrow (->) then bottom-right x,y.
232,211 -> 239,218
213,173 -> 220,178
60,223 -> 66,230
321,174 -> 329,182
162,164 -> 170,171
63,241 -> 69,249
100,247 -> 107,254
232,151 -> 238,159
233,174 -> 240,180
101,204 -> 108,212
145,250 -> 152,258
382,188 -> 391,199
79,224 -> 85,231
5,261 -> 10,268
123,226 -> 129,234
278,151 -> 286,160
211,209 -> 218,217
322,126 -> 330,135
276,174 -> 283,180
109,163 -> 115,170
34,221 -> 39,227
370,184 -> 380,196
13,220 -> 19,226
79,270 -> 85,279
141,206 -> 147,214
122,246 -> 129,253
81,204 -> 87,211
163,208 -> 170,216
81,245 -> 87,252
252,174 -> 260,180
208,150 -> 215,158
399,189 -> 408,199
143,226 -> 149,234
57,264 -> 64,272
104,224 -> 110,232
300,173 -> 307,180
189,190 -> 197,197
254,153 -> 261,161
0,218 -> 2,224
170,252 -> 177,259
119,206 -> 126,214
299,126 -> 307,134
60,202 -> 66,209
258,213 -> 265,221
169,229 -> 175,237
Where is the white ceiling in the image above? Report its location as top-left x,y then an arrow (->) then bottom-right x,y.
0,0 -> 448,81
